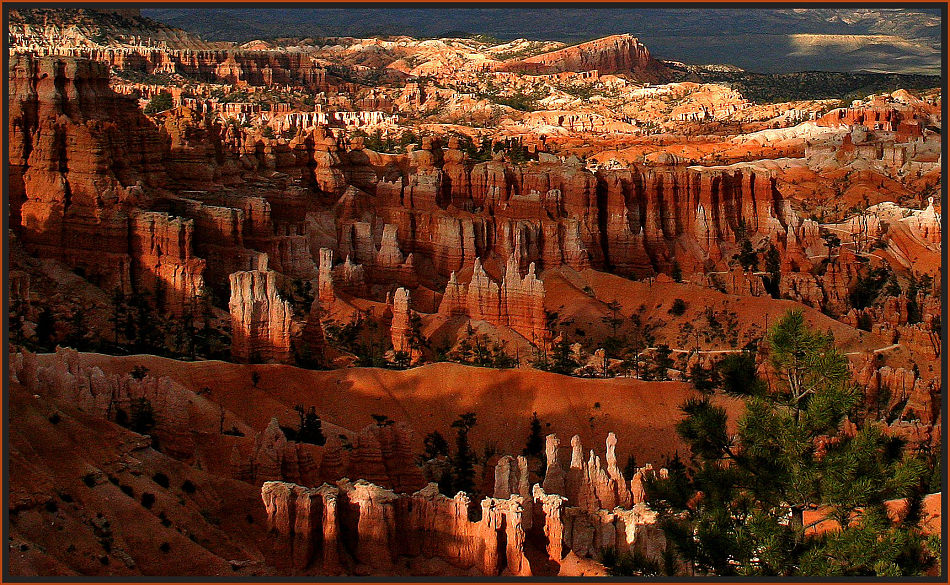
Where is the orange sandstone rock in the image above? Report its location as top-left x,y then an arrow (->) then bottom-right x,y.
228,269 -> 293,364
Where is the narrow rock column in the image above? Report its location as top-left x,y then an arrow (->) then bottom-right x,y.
351,481 -> 399,569
390,287 -> 412,354
228,269 -> 293,363
542,434 -> 566,494
317,247 -> 335,304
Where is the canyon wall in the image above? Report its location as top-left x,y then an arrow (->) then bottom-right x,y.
12,45 -> 327,89
261,431 -> 666,575
349,138 -> 811,285
8,55 -> 940,365
10,347 -> 199,459
502,34 -> 669,82
438,256 -> 547,343
262,480 -> 531,575
8,54 -> 216,315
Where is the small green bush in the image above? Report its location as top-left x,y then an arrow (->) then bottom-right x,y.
144,92 -> 174,115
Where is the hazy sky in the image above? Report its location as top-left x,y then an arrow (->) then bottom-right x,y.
142,8 -> 941,74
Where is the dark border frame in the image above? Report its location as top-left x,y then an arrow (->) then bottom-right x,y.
1,2 -> 946,582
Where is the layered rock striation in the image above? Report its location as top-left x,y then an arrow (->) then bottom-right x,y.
10,347 -> 198,459
501,34 -> 669,82
8,54 -> 194,310
228,269 -> 293,364
439,256 -> 547,343
262,480 -> 531,575
262,430 -> 667,575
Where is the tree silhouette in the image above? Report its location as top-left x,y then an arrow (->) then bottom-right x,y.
293,405 -> 326,446
523,412 -> 544,458
449,412 -> 478,495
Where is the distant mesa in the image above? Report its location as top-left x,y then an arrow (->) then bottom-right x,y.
497,34 -> 670,82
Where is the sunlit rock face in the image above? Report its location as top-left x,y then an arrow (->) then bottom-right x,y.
261,430 -> 669,575
229,269 -> 293,364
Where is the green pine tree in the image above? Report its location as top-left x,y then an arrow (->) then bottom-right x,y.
647,310 -> 935,576
293,405 -> 326,446
523,412 -> 544,458
449,412 -> 478,495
